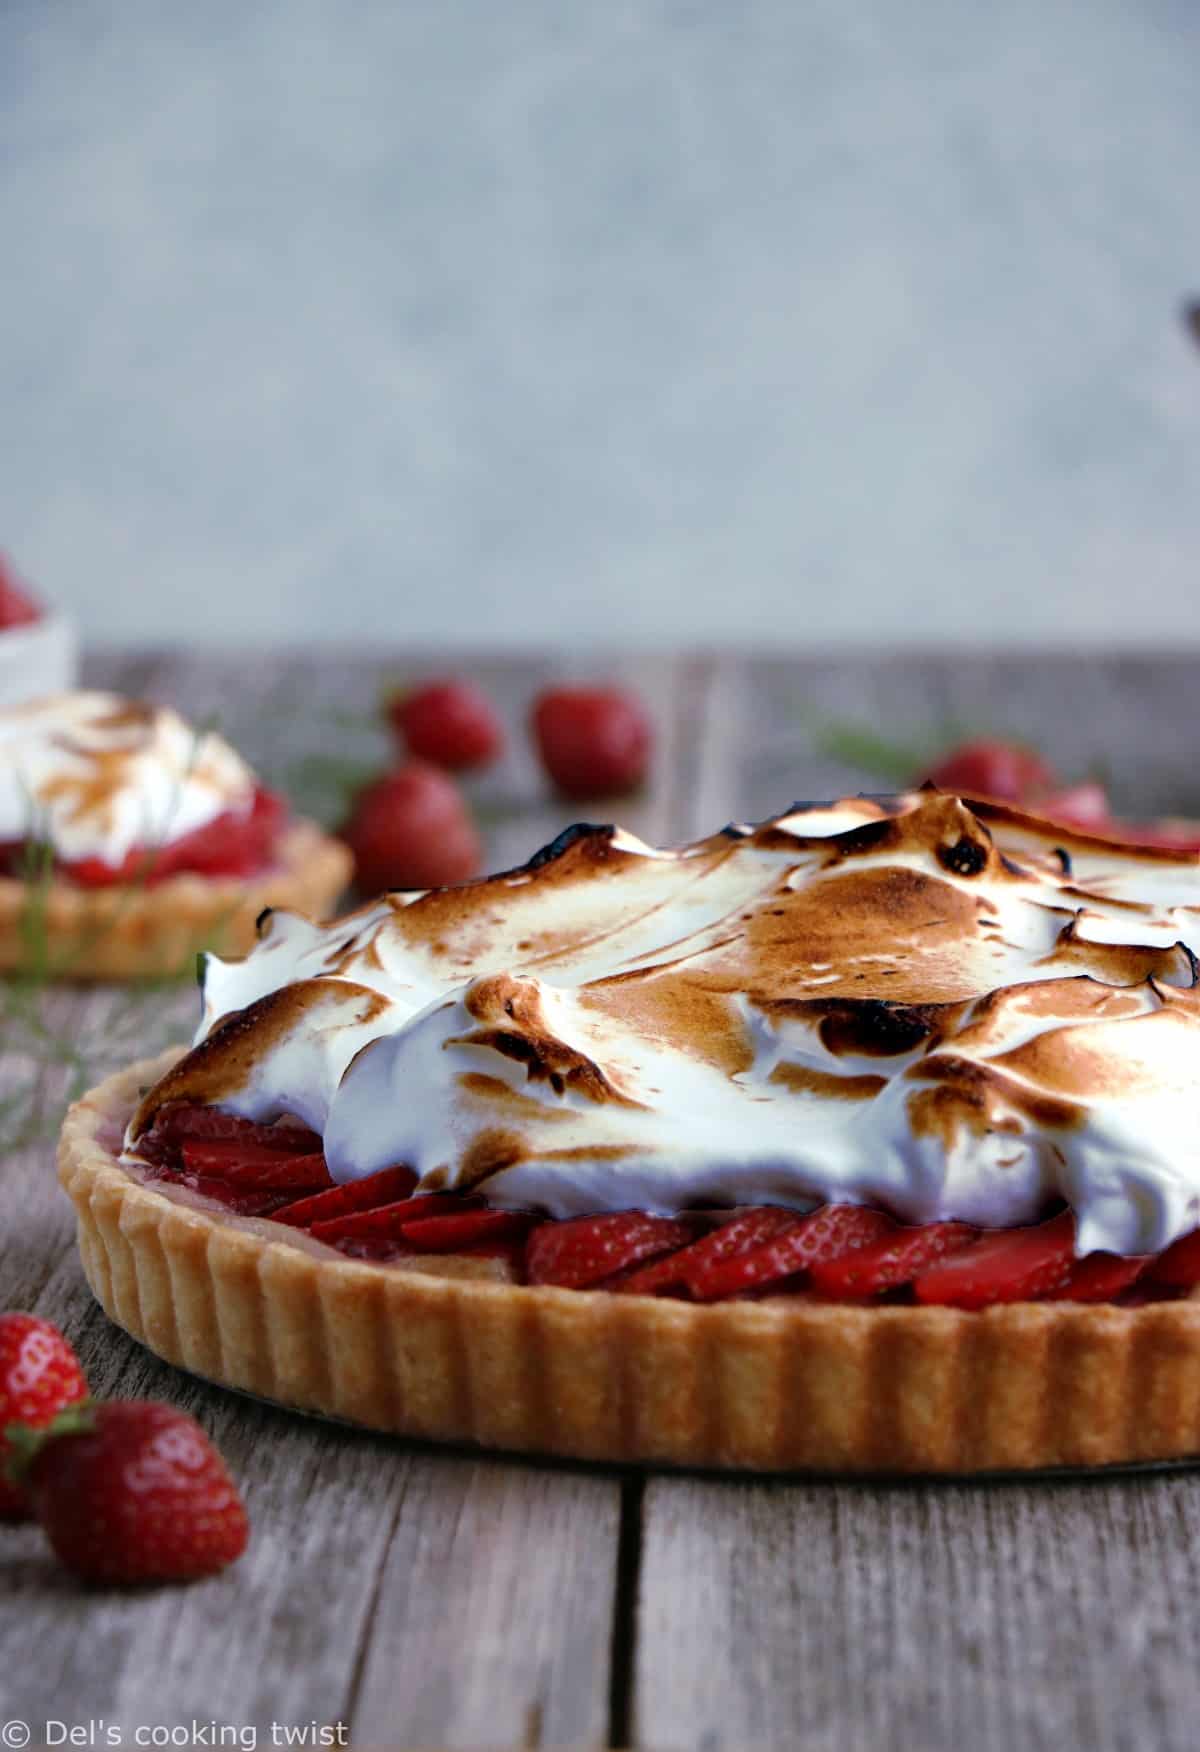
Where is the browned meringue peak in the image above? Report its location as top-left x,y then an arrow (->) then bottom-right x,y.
904,978 -> 1200,1140
123,791 -> 1200,1255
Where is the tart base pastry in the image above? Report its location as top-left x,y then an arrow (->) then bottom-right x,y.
0,822 -> 351,978
59,1052 -> 1200,1475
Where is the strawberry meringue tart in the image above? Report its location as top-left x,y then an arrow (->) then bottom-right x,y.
1,691 -> 351,977
58,790 -> 1200,1472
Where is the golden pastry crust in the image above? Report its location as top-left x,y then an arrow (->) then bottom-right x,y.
0,820 -> 352,978
59,1051 -> 1200,1475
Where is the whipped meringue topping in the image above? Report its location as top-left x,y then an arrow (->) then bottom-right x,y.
127,791 -> 1200,1257
0,692 -> 258,865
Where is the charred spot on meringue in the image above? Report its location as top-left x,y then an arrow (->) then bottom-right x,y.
449,972 -> 645,1106
517,821 -> 616,875
938,837 -> 989,877
812,999 -> 954,1058
449,1025 -> 639,1105
830,817 -> 901,858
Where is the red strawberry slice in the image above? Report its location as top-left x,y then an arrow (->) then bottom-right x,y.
179,1175 -> 300,1217
809,1220 -> 978,1299
525,1212 -> 695,1290
688,1205 -> 894,1302
205,1155 -> 331,1193
1057,1251 -> 1148,1302
613,1207 -> 800,1297
180,1139 -> 333,1191
396,1210 -> 537,1251
309,1191 -> 483,1243
272,1165 -> 418,1229
152,1103 -> 321,1155
1146,1228 -> 1200,1290
913,1210 -> 1077,1308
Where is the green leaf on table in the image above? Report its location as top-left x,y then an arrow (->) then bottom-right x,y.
281,753 -> 378,825
810,722 -> 937,785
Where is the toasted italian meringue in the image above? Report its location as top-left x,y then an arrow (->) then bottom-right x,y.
125,792 -> 1200,1256
0,691 -> 258,865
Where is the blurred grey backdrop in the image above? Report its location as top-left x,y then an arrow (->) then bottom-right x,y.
1,0 -> 1198,650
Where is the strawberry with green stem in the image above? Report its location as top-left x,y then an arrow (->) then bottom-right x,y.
0,1314 -> 89,1521
7,1399 -> 248,1585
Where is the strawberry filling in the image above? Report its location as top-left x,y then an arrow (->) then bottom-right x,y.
132,1105 -> 1200,1307
0,787 -> 287,886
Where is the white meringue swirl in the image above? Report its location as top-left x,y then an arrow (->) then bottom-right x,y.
0,691 -> 258,865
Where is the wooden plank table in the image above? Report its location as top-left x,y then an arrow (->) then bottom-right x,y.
4,648 -> 1200,1752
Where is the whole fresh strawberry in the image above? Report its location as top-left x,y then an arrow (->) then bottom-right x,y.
0,1313 -> 89,1521
921,739 -> 1056,804
531,686 -> 653,799
340,762 -> 482,893
9,1399 -> 248,1585
387,678 -> 504,771
1033,781 -> 1112,831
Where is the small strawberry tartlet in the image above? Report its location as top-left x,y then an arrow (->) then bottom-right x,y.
0,691 -> 351,977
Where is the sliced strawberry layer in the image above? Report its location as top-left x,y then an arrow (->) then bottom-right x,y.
153,1104 -> 321,1154
0,787 -> 288,887
309,1192 -> 484,1243
176,1175 -> 299,1218
132,1108 -> 1199,1310
526,1212 -> 695,1290
689,1205 -> 894,1302
180,1139 -> 333,1191
398,1210 -> 538,1251
809,1221 -> 978,1298
271,1165 -> 419,1229
613,1207 -> 800,1297
913,1210 -> 1077,1308
1057,1251 -> 1148,1302
1146,1229 -> 1200,1290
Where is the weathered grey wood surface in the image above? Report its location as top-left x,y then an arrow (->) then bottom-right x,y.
2,648 -> 1200,1752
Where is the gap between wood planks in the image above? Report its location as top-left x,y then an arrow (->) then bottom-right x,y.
607,1476 -> 646,1751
